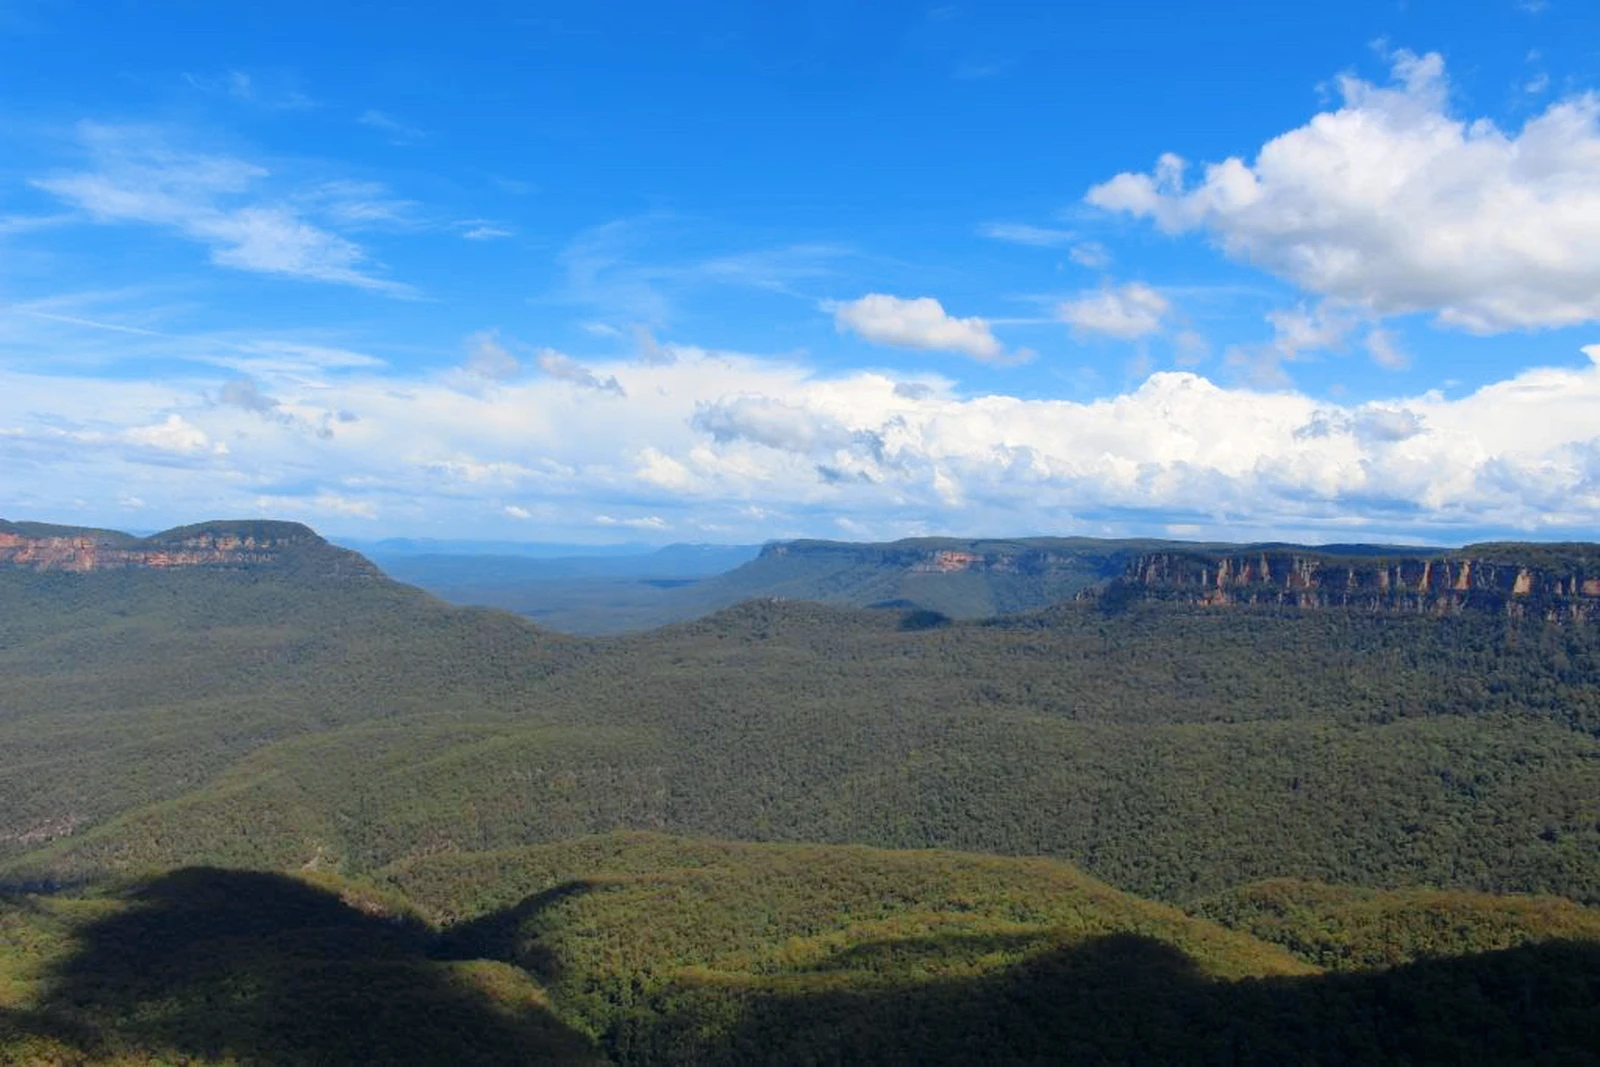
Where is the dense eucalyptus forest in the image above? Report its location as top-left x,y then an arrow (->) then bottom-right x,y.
1,521 -> 1598,1063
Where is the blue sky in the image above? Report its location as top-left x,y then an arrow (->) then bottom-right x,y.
3,0 -> 1599,544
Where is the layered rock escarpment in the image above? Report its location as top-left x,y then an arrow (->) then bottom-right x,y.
1103,546 -> 1600,622
0,519 -> 380,579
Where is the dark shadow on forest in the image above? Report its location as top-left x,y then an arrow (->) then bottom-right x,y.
4,868 -> 601,1065
432,879 -> 597,977
7,869 -> 1600,1065
608,931 -> 1600,1065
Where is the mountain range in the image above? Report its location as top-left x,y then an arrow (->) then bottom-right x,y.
1,518 -> 1598,1063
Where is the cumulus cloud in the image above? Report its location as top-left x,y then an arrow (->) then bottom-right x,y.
833,294 -> 1006,361
124,414 -> 215,454
1354,407 -> 1425,443
7,331 -> 1600,540
693,396 -> 850,452
535,348 -> 625,396
1057,283 -> 1169,339
1087,49 -> 1600,332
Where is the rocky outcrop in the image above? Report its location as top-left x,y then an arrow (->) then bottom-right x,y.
0,519 -> 380,579
1102,546 -> 1600,623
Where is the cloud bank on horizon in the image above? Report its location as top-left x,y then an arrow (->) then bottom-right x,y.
2,3 -> 1598,544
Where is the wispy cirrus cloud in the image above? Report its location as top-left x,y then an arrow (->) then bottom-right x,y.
554,216 -> 846,326
979,222 -> 1077,247
183,70 -> 317,111
358,109 -> 427,145
32,123 -> 412,294
455,220 -> 515,240
0,212 -> 75,236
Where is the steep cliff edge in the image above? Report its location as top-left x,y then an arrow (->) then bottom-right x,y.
0,518 -> 381,580
1098,544 -> 1600,622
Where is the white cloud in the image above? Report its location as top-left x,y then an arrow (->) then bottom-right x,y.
1057,283 -> 1169,339
307,181 -> 421,229
6,327 -> 1600,541
1172,329 -> 1210,366
459,222 -> 514,240
554,217 -> 844,326
595,514 -> 669,530
693,396 -> 849,452
1087,50 -> 1600,332
1266,303 -> 1352,357
184,70 -> 316,111
1069,242 -> 1111,269
504,504 -> 533,520
1365,327 -> 1409,370
632,325 -> 675,365
124,414 -> 213,454
210,341 -> 387,375
255,492 -> 377,520
833,294 -> 1005,361
34,124 -> 409,294
463,331 -> 521,381
535,348 -> 626,396
358,109 -> 427,144
979,222 -> 1077,247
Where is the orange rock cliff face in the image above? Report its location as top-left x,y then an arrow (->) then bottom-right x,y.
1112,549 -> 1600,623
0,521 -> 376,577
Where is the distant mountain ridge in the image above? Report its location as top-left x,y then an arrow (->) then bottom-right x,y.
0,519 -> 379,580
1101,544 -> 1600,622
673,535 -> 1459,623
8,517 -> 1600,628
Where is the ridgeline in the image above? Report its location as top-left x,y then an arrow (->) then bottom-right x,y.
1,519 -> 1598,1062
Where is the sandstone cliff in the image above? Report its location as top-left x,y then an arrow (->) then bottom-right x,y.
1099,545 -> 1600,622
0,519 -> 380,579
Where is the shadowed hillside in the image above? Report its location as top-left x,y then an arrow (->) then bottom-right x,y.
0,869 -> 602,1065
5,844 -> 1597,1064
615,934 -> 1600,1065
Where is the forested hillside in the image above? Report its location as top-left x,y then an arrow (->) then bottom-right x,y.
3,525 -> 1598,904
4,836 -> 1598,1064
3,520 -> 1600,1061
